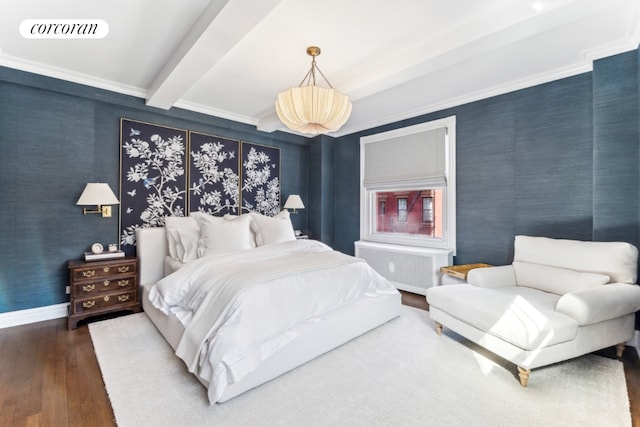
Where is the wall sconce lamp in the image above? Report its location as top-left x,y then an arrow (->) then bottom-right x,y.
76,183 -> 120,217
284,194 -> 305,214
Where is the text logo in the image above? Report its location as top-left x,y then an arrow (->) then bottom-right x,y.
20,19 -> 109,39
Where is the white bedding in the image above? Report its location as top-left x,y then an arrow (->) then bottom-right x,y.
148,239 -> 399,403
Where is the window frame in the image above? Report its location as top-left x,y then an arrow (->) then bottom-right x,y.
359,116 -> 456,254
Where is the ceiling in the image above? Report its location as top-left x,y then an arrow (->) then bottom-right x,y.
2,0 -> 639,138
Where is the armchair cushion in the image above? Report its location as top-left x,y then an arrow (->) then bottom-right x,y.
513,261 -> 610,295
514,235 -> 638,284
427,284 -> 578,350
467,265 -> 516,288
556,283 -> 640,325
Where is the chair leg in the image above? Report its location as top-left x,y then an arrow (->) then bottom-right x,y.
517,367 -> 530,387
616,342 -> 626,358
435,322 -> 442,336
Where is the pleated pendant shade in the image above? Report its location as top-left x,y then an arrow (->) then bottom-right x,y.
275,47 -> 352,135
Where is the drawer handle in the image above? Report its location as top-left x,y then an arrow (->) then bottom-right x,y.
117,280 -> 128,287
103,296 -> 110,302
83,300 -> 95,308
103,267 -> 110,273
118,266 -> 130,273
118,295 -> 130,302
82,284 -> 95,292
103,280 -> 110,287
82,270 -> 95,278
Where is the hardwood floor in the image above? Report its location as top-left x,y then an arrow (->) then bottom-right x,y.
0,317 -> 115,427
0,295 -> 637,427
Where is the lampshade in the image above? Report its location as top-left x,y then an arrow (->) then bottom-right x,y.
76,183 -> 120,206
284,194 -> 305,211
276,46 -> 352,135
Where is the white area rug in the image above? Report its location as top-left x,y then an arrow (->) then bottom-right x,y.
89,306 -> 631,427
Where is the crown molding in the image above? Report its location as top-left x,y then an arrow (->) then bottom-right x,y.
0,53 -> 146,99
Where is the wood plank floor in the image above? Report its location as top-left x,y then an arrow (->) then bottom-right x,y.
0,293 -> 637,427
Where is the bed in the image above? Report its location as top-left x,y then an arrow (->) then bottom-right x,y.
135,212 -> 402,404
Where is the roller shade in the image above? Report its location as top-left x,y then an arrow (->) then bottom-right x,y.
363,127 -> 447,189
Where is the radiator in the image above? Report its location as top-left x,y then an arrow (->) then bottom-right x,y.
355,241 -> 453,295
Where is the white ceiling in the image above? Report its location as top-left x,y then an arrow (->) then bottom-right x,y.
2,0 -> 639,137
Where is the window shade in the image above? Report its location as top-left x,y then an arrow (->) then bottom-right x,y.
363,127 -> 447,189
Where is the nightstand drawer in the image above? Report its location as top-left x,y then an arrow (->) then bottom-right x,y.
74,291 -> 137,313
74,277 -> 136,295
71,261 -> 136,282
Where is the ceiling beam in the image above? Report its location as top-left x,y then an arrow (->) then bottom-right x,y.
146,0 -> 284,110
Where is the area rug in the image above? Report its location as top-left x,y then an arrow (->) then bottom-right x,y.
89,306 -> 631,427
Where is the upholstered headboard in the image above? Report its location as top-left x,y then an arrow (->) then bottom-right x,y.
136,227 -> 168,285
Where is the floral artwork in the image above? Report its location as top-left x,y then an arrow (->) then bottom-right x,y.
118,119 -> 281,254
119,119 -> 188,253
241,142 -> 281,216
189,132 -> 240,215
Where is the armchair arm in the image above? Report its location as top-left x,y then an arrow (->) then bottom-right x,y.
555,283 -> 640,325
467,265 -> 516,288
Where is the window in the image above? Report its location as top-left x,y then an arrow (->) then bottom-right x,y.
422,196 -> 433,223
397,197 -> 408,222
359,116 -> 456,253
375,191 -> 441,236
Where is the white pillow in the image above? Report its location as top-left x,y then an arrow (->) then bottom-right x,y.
250,210 -> 296,246
164,216 -> 200,263
199,213 -> 253,256
224,214 -> 257,247
513,261 -> 610,295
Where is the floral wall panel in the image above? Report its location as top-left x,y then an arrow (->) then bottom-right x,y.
241,142 -> 281,216
189,132 -> 240,215
119,118 -> 188,253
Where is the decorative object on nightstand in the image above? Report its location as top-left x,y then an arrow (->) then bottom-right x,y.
84,249 -> 125,261
284,194 -> 305,214
83,241 -> 125,261
76,182 -> 120,218
67,257 -> 141,329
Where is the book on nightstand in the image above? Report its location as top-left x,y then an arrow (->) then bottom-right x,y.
84,250 -> 125,262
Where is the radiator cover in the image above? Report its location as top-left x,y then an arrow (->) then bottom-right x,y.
355,241 -> 453,295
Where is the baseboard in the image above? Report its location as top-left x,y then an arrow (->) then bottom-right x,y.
0,303 -> 69,329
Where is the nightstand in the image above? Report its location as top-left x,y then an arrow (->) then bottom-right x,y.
67,257 -> 141,329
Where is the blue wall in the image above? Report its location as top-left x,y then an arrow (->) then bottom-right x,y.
592,51 -> 640,243
332,49 -> 640,273
0,67 -> 309,313
2,46 -> 640,315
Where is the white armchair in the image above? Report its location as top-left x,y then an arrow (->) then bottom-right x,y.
426,235 -> 640,387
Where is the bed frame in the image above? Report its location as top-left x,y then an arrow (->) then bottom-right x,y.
136,227 -> 402,403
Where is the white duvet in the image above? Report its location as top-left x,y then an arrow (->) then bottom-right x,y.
148,239 -> 398,403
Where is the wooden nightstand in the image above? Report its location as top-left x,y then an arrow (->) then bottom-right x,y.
440,263 -> 492,284
67,257 -> 141,329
